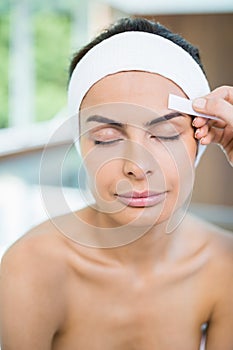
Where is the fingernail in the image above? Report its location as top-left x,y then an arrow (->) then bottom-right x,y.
195,129 -> 200,138
192,118 -> 197,126
200,137 -> 205,144
193,98 -> 206,110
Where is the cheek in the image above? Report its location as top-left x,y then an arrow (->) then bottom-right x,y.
96,161 -> 118,185
84,156 -> 122,193
156,136 -> 196,190
165,132 -> 197,166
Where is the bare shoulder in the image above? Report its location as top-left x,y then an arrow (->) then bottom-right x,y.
189,218 -> 233,349
0,213 -> 85,348
188,213 -> 233,271
0,207 -> 92,282
0,211 -> 87,309
1,218 -> 66,278
204,221 -> 233,263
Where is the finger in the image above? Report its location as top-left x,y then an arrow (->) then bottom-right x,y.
199,134 -> 213,145
199,130 -> 218,145
192,117 -> 208,128
207,118 -> 226,129
205,86 -> 233,103
200,126 -> 230,145
192,97 -> 233,128
192,114 -> 226,130
195,124 -> 209,140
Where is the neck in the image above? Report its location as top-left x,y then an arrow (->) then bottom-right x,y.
93,207 -> 189,270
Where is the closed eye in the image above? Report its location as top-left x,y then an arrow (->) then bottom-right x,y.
150,134 -> 180,141
90,126 -> 124,146
94,139 -> 124,146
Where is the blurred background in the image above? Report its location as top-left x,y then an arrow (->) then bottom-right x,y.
0,0 -> 233,257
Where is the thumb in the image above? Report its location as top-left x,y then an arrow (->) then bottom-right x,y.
193,97 -> 233,128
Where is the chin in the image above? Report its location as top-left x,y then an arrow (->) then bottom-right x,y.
101,203 -> 171,228
93,189 -> 192,230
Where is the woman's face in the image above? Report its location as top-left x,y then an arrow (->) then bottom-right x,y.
79,71 -> 197,229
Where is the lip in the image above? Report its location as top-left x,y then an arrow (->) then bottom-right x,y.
116,191 -> 167,207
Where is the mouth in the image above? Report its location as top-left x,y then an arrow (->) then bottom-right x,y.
116,191 -> 167,207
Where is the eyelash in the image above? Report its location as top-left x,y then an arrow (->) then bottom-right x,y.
93,134 -> 180,146
150,134 -> 180,141
94,139 -> 123,146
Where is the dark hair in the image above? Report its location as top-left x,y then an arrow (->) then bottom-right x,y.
69,17 -> 205,79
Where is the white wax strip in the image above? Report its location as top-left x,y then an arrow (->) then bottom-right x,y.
168,94 -> 220,121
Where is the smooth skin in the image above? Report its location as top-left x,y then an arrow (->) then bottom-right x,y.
0,73 -> 233,350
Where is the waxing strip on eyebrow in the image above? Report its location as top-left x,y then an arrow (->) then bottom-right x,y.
168,94 -> 220,121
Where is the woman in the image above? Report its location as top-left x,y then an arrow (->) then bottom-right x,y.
0,17 -> 233,350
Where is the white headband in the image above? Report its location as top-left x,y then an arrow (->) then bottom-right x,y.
68,31 -> 210,164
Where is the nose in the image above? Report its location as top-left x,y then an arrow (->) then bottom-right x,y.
123,140 -> 154,180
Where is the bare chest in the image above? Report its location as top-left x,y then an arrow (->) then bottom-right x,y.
53,269 -> 208,350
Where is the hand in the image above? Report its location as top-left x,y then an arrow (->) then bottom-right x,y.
192,86 -> 233,166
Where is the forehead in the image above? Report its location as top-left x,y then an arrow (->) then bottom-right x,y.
80,71 -> 187,112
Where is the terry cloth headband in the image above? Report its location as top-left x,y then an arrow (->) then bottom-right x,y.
68,31 -> 211,165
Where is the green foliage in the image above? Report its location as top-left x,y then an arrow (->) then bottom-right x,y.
34,12 -> 71,122
0,9 -> 72,128
0,13 -> 9,128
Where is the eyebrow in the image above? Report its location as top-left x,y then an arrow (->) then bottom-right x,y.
86,112 -> 184,128
86,115 -> 123,128
145,112 -> 184,127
